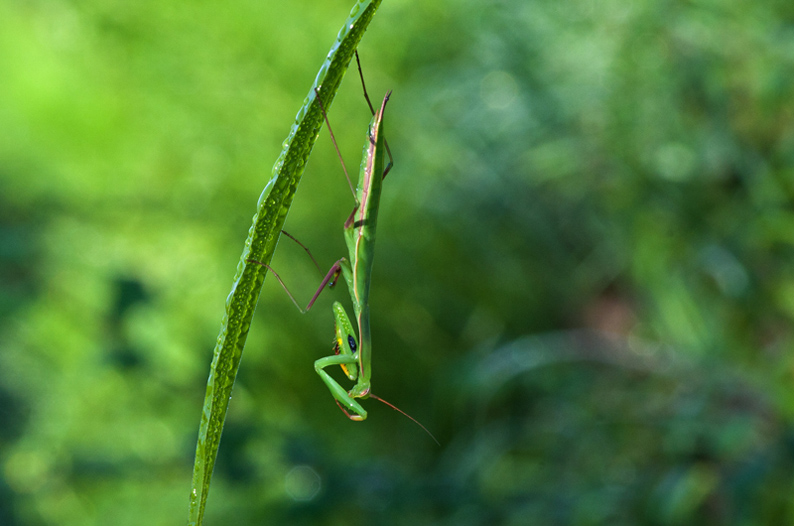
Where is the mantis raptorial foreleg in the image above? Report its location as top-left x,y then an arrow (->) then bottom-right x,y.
314,301 -> 366,419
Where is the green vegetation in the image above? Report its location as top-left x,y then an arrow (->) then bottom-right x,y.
187,3 -> 382,524
1,0 -> 793,525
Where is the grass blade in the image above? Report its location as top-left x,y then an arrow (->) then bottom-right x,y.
187,1 -> 383,524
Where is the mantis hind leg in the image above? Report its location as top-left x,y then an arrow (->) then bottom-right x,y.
314,354 -> 368,421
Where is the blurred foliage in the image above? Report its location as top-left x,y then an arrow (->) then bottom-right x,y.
1,0 -> 794,524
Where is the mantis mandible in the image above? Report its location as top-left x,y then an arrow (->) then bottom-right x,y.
250,56 -> 436,442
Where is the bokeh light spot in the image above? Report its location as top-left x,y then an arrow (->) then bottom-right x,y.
285,465 -> 321,502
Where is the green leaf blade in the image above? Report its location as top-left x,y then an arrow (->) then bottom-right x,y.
187,1 -> 383,525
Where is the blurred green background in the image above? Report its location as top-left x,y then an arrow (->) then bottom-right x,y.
2,0 -> 794,524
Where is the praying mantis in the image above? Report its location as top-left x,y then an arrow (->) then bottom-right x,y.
250,54 -> 436,442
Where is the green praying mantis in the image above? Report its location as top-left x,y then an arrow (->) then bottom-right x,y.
249,54 -> 437,443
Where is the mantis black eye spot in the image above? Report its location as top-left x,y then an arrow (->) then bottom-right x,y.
347,335 -> 357,352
